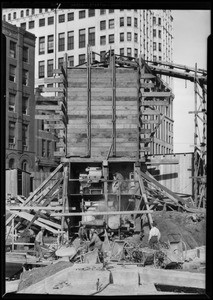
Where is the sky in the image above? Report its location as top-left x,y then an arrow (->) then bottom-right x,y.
171,10 -> 211,153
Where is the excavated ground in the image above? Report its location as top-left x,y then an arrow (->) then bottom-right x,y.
17,211 -> 206,293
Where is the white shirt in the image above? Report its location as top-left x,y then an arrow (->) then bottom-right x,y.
148,226 -> 161,241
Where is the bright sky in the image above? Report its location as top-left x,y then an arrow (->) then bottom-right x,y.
171,10 -> 211,153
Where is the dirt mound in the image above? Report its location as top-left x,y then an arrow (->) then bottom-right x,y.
18,261 -> 73,292
142,211 -> 206,249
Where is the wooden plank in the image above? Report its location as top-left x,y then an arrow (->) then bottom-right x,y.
41,87 -> 64,93
141,109 -> 161,115
35,96 -> 64,102
140,146 -> 151,151
43,77 -> 63,84
140,119 -> 159,124
44,124 -> 65,130
51,209 -> 154,217
140,138 -> 152,143
142,92 -> 172,97
140,129 -> 152,134
140,83 -> 155,88
141,100 -> 169,106
35,114 -> 63,121
140,74 -> 156,79
36,105 -> 62,111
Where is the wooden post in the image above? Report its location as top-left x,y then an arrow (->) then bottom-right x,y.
87,45 -> 91,157
111,52 -> 116,157
12,218 -> 15,252
61,165 -> 68,235
102,160 -> 109,224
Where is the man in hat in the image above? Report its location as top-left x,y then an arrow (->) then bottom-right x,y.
148,221 -> 161,250
88,228 -> 102,251
34,227 -> 45,261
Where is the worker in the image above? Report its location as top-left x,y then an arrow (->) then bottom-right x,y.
88,228 -> 102,252
148,221 -> 161,250
78,222 -> 89,242
34,227 -> 45,261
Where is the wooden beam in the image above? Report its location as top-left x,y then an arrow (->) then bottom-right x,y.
141,109 -> 161,115
51,210 -> 153,217
35,96 -> 64,102
140,119 -> 159,124
146,158 -> 179,165
140,74 -> 156,79
35,114 -> 63,121
41,87 -> 64,93
36,105 -> 62,111
43,77 -> 63,84
6,164 -> 63,226
141,100 -> 169,106
142,92 -> 172,97
44,124 -> 65,130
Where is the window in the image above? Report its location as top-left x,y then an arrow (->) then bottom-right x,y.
9,93 -> 15,112
88,27 -> 95,46
134,18 -> 138,27
120,33 -> 124,42
134,48 -> 138,58
67,31 -> 74,50
100,9 -> 106,15
39,9 -> 42,13
47,59 -> 54,77
127,17 -> 131,26
8,13 -> 11,21
47,35 -> 54,53
159,56 -> 162,61
29,20 -> 34,29
3,15 -> 6,21
79,10 -> 85,19
58,33 -> 65,51
79,54 -> 86,65
127,48 -> 132,57
79,29 -> 86,48
109,34 -> 114,44
9,158 -> 15,168
120,48 -> 124,56
153,55 -> 157,62
158,17 -> 161,25
88,9 -> 95,17
158,30 -> 161,38
47,141 -> 51,157
153,29 -> 156,37
9,41 -> 16,58
38,61 -> 45,78
109,19 -> 114,29
9,122 -> 15,144
59,14 -> 65,23
42,139 -> 46,156
159,43 -> 162,51
32,9 -> 35,15
48,16 -> 54,25
100,20 -> 106,30
153,16 -> 156,25
153,42 -> 156,51
134,33 -> 138,43
26,9 -> 29,16
120,17 -> 124,27
22,69 -> 28,85
58,57 -> 64,68
127,32 -> 131,41
21,23 -> 26,29
22,96 -> 28,115
45,9 -> 48,12
13,12 -> 16,19
100,51 -> 106,61
39,18 -> 45,27
100,35 -> 106,45
9,65 -> 16,82
109,9 -> 114,13
68,56 -> 74,67
23,46 -> 29,62
39,37 -> 45,54
68,12 -> 74,21
21,10 -> 24,17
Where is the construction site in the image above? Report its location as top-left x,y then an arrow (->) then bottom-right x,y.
5,49 -> 207,295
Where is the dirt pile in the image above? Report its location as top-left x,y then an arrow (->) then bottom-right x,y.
142,211 -> 206,249
18,261 -> 73,292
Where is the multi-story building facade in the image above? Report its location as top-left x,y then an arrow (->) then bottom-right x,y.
2,20 -> 36,172
3,8 -> 174,155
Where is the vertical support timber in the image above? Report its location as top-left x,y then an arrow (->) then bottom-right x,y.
61,165 -> 68,234
111,52 -> 116,156
87,45 -> 91,157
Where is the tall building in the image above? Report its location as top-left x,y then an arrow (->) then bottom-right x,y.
2,20 -> 36,172
3,8 -> 174,160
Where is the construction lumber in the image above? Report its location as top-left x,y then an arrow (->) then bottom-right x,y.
35,96 -> 64,102
141,92 -> 172,97
41,87 -> 64,93
146,158 -> 179,165
6,164 -> 63,226
6,206 -> 63,211
35,105 -> 62,111
141,100 -> 169,106
51,210 -> 153,217
35,114 -> 63,121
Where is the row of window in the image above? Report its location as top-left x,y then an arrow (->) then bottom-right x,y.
8,93 -> 28,114
9,64 -> 29,85
100,17 -> 138,30
39,30 -> 138,56
153,17 -> 162,26
9,121 -> 28,147
154,143 -> 173,155
153,29 -> 162,38
9,40 -> 29,62
4,8 -> 137,22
